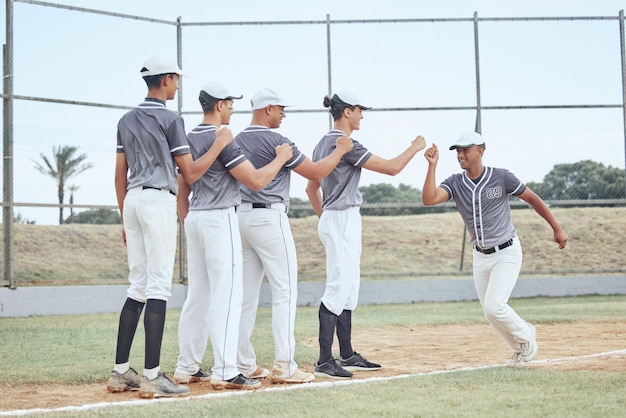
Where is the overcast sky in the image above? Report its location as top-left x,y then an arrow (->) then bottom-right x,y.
3,0 -> 625,224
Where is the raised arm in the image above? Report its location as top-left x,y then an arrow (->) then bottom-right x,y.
230,143 -> 293,191
305,179 -> 323,218
362,135 -> 426,175
293,135 -> 353,181
518,187 -> 568,249
422,144 -> 450,206
176,127 -> 233,184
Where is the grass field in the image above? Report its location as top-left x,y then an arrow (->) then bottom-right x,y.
1,207 -> 624,416
0,295 -> 625,417
2,206 -> 626,285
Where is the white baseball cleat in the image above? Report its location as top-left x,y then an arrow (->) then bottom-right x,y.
521,323 -> 538,362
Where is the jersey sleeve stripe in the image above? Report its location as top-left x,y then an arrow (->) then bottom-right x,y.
440,184 -> 453,199
224,154 -> 245,168
510,183 -> 524,195
285,153 -> 304,168
170,144 -> 190,153
353,152 -> 371,167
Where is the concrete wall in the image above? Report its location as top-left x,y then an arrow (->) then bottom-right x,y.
1,276 -> 624,318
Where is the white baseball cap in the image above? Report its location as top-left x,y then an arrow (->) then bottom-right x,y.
332,90 -> 371,110
200,82 -> 243,101
449,132 -> 486,150
140,56 -> 185,78
250,87 -> 291,110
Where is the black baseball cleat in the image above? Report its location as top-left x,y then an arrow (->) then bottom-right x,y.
314,359 -> 353,379
338,352 -> 381,371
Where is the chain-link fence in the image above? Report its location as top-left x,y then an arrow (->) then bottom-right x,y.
2,1 -> 626,287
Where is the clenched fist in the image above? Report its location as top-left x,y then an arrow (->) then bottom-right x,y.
411,135 -> 426,152
335,135 -> 354,154
275,143 -> 294,162
215,127 -> 234,147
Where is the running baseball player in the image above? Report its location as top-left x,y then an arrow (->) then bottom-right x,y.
236,87 -> 353,384
306,91 -> 426,379
422,132 -> 568,367
108,57 -> 233,398
173,82 -> 292,390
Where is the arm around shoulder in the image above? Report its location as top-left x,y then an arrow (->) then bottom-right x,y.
177,127 -> 233,184
230,143 -> 292,191
295,136 -> 353,181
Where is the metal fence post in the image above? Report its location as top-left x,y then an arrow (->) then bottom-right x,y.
326,13 -> 333,130
176,16 -> 187,283
459,12 -> 484,272
3,0 -> 15,289
473,11 -> 482,134
619,10 -> 626,199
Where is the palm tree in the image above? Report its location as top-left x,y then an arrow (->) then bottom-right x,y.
33,146 -> 93,225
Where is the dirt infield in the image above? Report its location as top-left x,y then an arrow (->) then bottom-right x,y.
1,321 -> 624,413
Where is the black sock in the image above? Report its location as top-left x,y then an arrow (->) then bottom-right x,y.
318,302 -> 338,364
114,298 -> 145,365
337,309 -> 354,359
144,299 -> 167,370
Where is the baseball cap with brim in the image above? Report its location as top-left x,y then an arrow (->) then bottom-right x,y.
140,56 -> 186,78
332,90 -> 371,110
449,132 -> 486,150
251,87 -> 292,110
200,82 -> 243,102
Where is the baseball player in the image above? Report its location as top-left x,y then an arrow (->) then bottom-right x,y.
173,82 -> 293,390
306,91 -> 426,379
422,132 -> 568,366
108,57 -> 233,398
236,87 -> 353,384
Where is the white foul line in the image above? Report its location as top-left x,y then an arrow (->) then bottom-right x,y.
2,349 -> 625,417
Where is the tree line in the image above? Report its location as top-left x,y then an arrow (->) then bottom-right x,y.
22,147 -> 626,224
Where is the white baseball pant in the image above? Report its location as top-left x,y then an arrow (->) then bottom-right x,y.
237,205 -> 299,376
473,237 -> 533,350
318,207 -> 362,316
176,208 -> 242,381
123,186 -> 177,302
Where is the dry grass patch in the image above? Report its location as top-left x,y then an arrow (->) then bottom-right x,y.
1,206 -> 625,285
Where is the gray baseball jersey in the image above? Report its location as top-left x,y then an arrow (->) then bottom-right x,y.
440,166 -> 526,248
311,129 -> 372,210
234,126 -> 304,205
116,98 -> 190,194
186,124 -> 247,210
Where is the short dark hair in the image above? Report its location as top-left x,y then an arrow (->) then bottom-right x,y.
323,95 -> 355,121
142,73 -> 172,89
199,91 -> 221,114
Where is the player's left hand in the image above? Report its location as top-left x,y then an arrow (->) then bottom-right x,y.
425,144 -> 439,164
